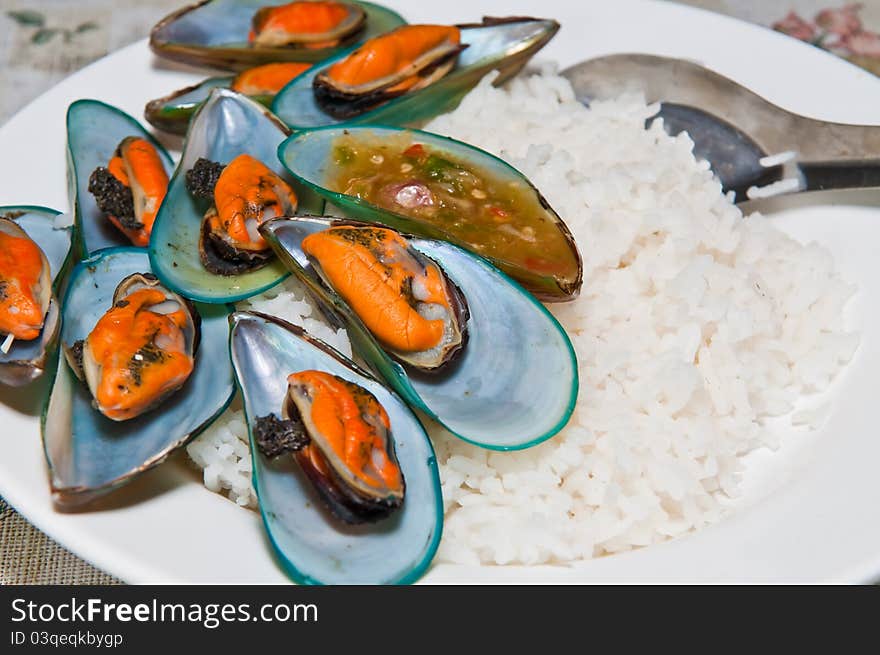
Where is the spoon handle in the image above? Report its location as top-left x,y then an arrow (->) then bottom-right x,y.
798,159 -> 880,192
562,55 -> 880,192
785,116 -> 880,191
783,116 -> 880,163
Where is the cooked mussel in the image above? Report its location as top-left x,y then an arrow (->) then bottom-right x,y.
261,216 -> 578,451
67,100 -> 174,255
0,217 -> 52,345
64,272 -> 200,422
0,207 -> 72,387
149,89 -> 323,303
88,136 -> 170,247
254,369 -> 404,523
43,248 -> 234,505
0,215 -> 55,386
250,1 -> 366,48
272,16 -> 560,130
184,154 -> 298,276
149,0 -> 405,71
230,310 -> 442,583
301,225 -> 468,372
313,24 -> 466,119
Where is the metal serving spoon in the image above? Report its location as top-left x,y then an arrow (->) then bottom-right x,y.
561,54 -> 880,203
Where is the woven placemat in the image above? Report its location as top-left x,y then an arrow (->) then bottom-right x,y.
0,497 -> 120,584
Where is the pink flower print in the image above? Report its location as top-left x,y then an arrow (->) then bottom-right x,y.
839,29 -> 880,56
815,3 -> 863,37
772,11 -> 818,41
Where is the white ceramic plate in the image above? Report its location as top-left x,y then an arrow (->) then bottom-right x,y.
2,0 -> 879,583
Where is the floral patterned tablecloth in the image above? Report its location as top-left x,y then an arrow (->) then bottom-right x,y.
1,0 -> 879,585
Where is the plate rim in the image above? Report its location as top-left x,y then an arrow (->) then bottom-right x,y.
2,0 -> 880,584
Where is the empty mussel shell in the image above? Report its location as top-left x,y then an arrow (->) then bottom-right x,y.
262,216 -> 578,451
67,100 -> 174,256
0,206 -> 73,386
42,248 -> 234,506
148,88 -> 324,303
149,0 -> 406,71
272,16 -> 559,130
230,310 -> 442,584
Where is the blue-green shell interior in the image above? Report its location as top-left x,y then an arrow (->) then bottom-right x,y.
230,311 -> 443,584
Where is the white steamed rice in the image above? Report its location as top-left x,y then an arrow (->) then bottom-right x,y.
186,67 -> 859,566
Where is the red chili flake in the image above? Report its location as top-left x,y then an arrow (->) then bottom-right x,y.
524,257 -> 562,274
404,143 -> 426,159
487,206 -> 509,221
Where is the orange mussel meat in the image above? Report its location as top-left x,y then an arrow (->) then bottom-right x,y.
0,221 -> 51,342
289,370 -> 402,494
314,24 -> 465,118
249,1 -> 366,49
88,137 -> 169,247
212,154 -> 297,252
230,62 -> 312,96
80,275 -> 197,421
301,225 -> 467,371
187,153 -> 298,275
